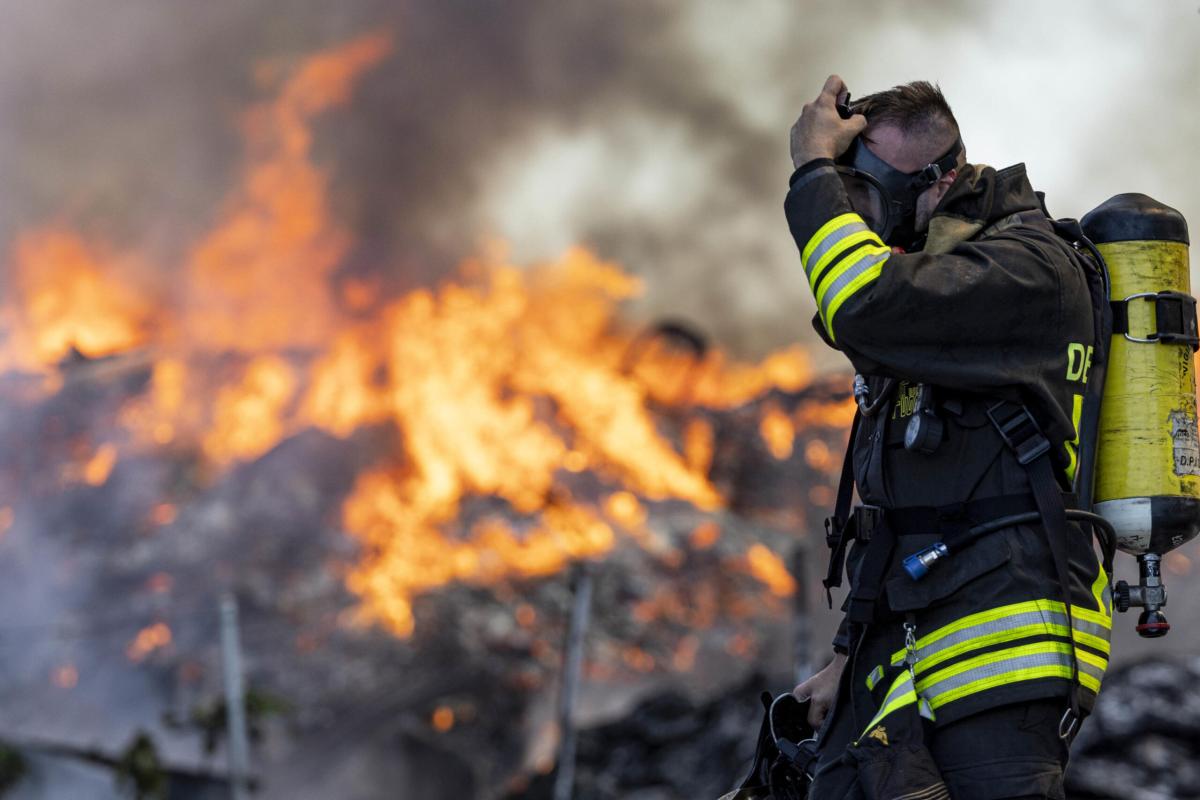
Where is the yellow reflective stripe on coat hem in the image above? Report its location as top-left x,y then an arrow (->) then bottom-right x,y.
888,598 -> 1111,666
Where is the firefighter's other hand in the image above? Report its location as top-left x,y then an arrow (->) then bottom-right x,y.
789,74 -> 867,169
792,652 -> 847,730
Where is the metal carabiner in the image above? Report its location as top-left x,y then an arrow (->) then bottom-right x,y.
1058,707 -> 1080,742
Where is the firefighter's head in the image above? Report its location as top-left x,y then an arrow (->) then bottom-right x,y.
835,82 -> 966,248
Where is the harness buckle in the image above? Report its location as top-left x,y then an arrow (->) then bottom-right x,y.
852,505 -> 884,544
824,515 -> 843,550
986,402 -> 1051,466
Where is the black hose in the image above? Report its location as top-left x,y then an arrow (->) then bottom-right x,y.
955,509 -> 1118,572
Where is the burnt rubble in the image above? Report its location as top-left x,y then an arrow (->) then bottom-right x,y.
0,353 -> 851,798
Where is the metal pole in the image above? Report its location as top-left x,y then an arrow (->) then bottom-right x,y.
220,593 -> 251,800
553,563 -> 594,800
790,546 -> 812,686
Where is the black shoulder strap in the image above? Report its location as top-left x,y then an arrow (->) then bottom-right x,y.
821,409 -> 861,608
987,401 -> 1083,731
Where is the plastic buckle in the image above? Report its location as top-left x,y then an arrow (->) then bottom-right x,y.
986,403 -> 1050,466
824,516 -> 843,549
1122,291 -> 1200,349
1155,292 -> 1199,349
852,505 -> 883,544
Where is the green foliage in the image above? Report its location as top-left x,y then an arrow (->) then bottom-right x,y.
0,742 -> 27,795
164,685 -> 291,756
115,732 -> 166,800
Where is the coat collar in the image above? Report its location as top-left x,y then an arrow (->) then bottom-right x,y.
922,163 -> 1044,254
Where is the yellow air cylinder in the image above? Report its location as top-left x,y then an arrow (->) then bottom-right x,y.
1083,194 -> 1200,558
1083,194 -> 1199,638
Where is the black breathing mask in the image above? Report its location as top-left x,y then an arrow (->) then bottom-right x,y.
833,107 -> 963,249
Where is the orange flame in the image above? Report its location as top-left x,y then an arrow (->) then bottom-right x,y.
126,622 -> 172,662
0,32 -> 826,641
745,544 -> 796,597
83,444 -> 119,486
182,32 -> 392,354
0,230 -> 149,374
759,403 -> 796,460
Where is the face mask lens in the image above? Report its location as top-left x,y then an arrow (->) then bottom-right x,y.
838,173 -> 889,237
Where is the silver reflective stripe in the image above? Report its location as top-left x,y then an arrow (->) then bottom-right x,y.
819,247 -> 890,321
1072,615 -> 1110,643
866,664 -> 885,691
921,648 -> 1072,700
804,219 -> 870,279
879,671 -> 913,708
1077,656 -> 1106,686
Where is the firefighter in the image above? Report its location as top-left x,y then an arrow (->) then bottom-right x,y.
785,76 -> 1112,799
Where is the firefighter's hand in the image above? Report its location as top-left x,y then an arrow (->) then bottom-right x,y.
789,75 -> 867,169
792,652 -> 847,730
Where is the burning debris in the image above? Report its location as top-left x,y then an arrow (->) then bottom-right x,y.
0,30 -> 855,798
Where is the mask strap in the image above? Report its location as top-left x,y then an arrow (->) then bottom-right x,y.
915,135 -> 963,188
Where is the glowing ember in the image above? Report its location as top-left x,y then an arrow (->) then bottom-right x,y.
605,491 -> 647,528
514,603 -> 538,629
672,634 -> 700,672
126,622 -> 173,662
759,403 -> 796,460
149,503 -> 178,526
144,572 -> 174,593
688,521 -> 721,550
83,443 -> 118,486
51,664 -> 78,689
431,706 -> 455,733
745,544 -> 796,597
804,438 -> 832,471
0,506 -> 13,540
683,417 -> 715,474
621,646 -> 656,672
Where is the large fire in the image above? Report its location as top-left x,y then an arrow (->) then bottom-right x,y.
0,32 -> 825,639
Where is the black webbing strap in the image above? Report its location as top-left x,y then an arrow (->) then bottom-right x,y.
887,493 -> 1040,541
846,522 -> 896,624
987,401 -> 1083,727
1111,291 -> 1199,349
822,409 -> 861,608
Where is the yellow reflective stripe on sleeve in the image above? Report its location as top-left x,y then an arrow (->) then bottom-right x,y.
807,230 -> 882,293
823,248 -> 890,337
801,213 -> 863,267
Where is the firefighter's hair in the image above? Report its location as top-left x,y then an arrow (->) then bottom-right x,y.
854,81 -> 960,151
